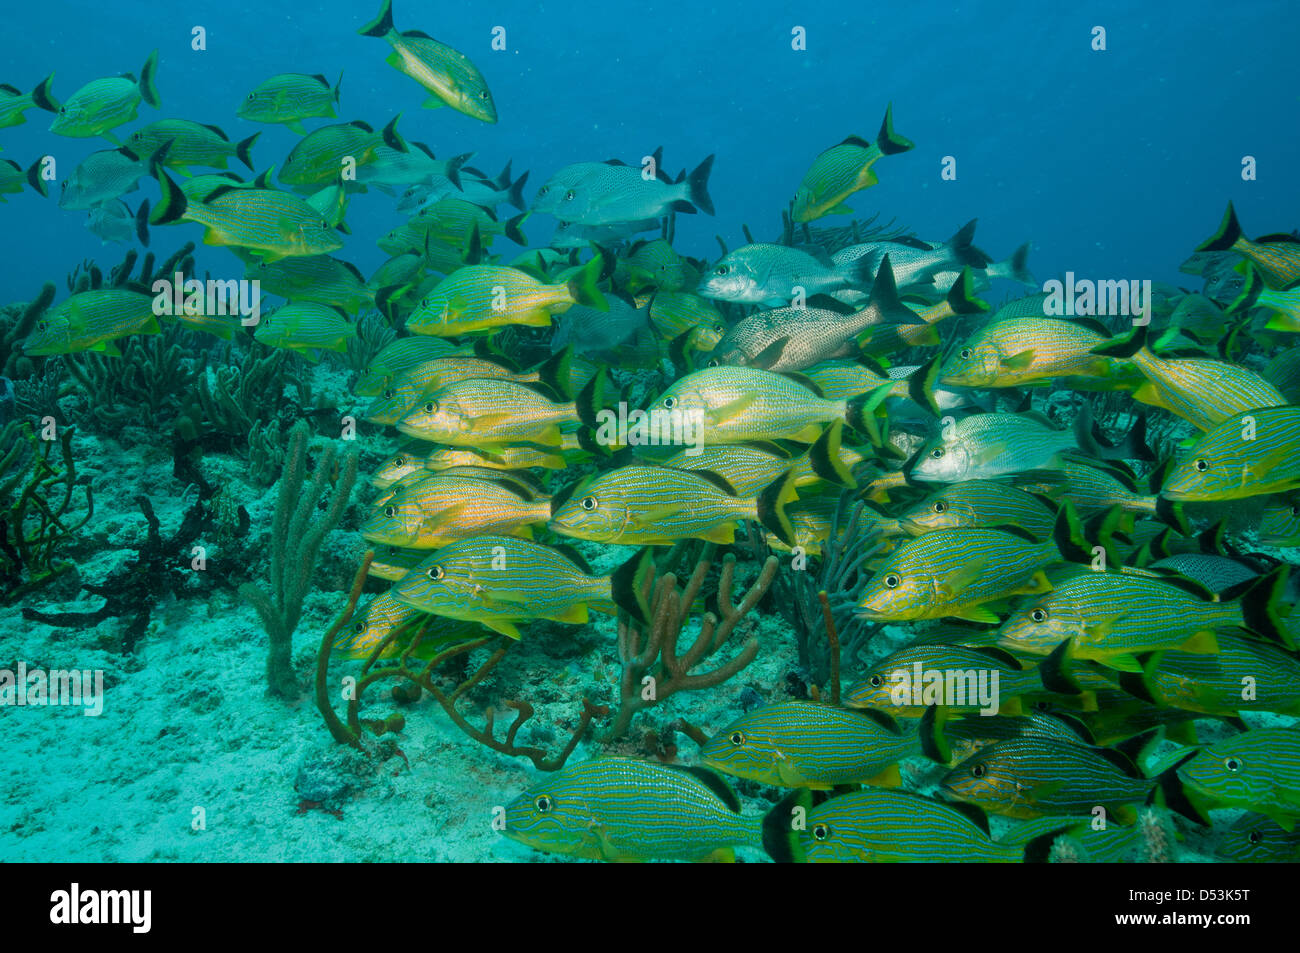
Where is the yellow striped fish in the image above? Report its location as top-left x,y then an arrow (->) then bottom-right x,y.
396,376 -> 597,447
150,168 -> 342,261
1093,325 -> 1288,429
1159,406 -> 1300,501
253,303 -> 355,359
49,50 -> 159,142
359,0 -> 497,123
504,758 -> 759,862
701,701 -> 924,789
405,259 -> 607,336
245,256 -> 374,313
549,465 -> 796,545
390,536 -> 649,638
279,116 -> 405,190
354,335 -> 458,397
237,72 -> 342,134
23,289 -> 160,356
1177,727 -> 1300,829
941,315 -> 1138,389
125,119 -> 258,174
361,473 -> 550,548
897,480 -> 1059,540
1197,201 -> 1300,289
791,104 -> 914,223
0,75 -> 57,129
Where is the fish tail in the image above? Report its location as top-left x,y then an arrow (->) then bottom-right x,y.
138,49 -> 161,109
756,471 -> 797,546
946,219 -> 992,268
1151,754 -> 1211,826
573,366 -> 607,428
667,326 -> 700,378
1153,495 -> 1188,535
333,69 -> 344,106
609,548 -> 654,624
918,705 -> 952,763
875,102 -> 914,155
1001,242 -> 1035,285
1090,322 -> 1148,358
807,420 -> 855,487
30,73 -> 58,112
945,265 -> 989,316
1226,260 -> 1263,315
134,198 -> 151,246
1050,498 -> 1093,564
148,163 -> 187,225
359,0 -> 396,37
1115,653 -> 1162,704
505,168 -> 530,212
535,346 -> 573,401
567,253 -> 608,311
686,154 -> 715,216
235,132 -> 260,171
844,384 -> 890,448
863,254 -> 917,322
1222,564 -> 1294,648
23,157 -> 47,198
1073,399 -> 1155,462
504,211 -> 529,246
1196,200 -> 1243,252
907,355 -> 942,416
761,789 -> 815,863
1039,638 -> 1084,695
443,151 -> 472,190
381,113 -> 407,151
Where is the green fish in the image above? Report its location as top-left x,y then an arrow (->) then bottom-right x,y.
763,788 -> 1068,863
1127,629 -> 1300,717
0,75 -> 57,129
395,375 -> 597,448
305,179 -> 351,234
237,71 -> 343,134
1197,201 -> 1300,290
997,565 -> 1292,670
856,508 -> 1086,624
334,590 -> 480,660
365,545 -> 427,582
244,256 -> 373,313
940,315 -> 1136,389
124,119 -> 258,174
23,289 -> 159,356
897,480 -> 1059,540
548,465 -> 796,546
405,259 -> 607,336
1232,265 -> 1300,334
791,104 -> 914,223
359,0 -> 497,123
253,303 -> 355,359
844,644 -> 1049,717
390,536 -> 649,638
657,424 -> 854,496
422,443 -> 574,472
57,146 -> 153,210
0,157 -> 46,202
1093,325 -> 1288,430
1259,495 -> 1300,547
151,167 -> 343,262
701,701 -> 924,789
354,335 -> 458,397
1159,405 -> 1300,501
361,473 -> 550,548
616,239 -> 701,294
1177,727 -> 1300,829
49,50 -> 159,142
279,116 -> 405,190
654,365 -> 882,446
503,758 -> 759,862
1218,812 -> 1300,862
646,291 -> 727,350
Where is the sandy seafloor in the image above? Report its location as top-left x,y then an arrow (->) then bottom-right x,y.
0,365 -> 1292,864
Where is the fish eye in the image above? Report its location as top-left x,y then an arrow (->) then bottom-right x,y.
971,763 -> 987,778
383,506 -> 397,517
245,93 -> 254,101
1033,700 -> 1052,711
564,190 -> 575,201
534,795 -> 552,813
479,90 -> 490,100
1030,608 -> 1048,623
1194,459 -> 1208,472
883,574 -> 901,589
393,456 -> 405,466
382,389 -> 395,399
422,401 -> 438,413
427,565 -> 445,580
715,265 -> 729,276
538,186 -> 549,196
1292,505 -> 1300,517
36,321 -> 46,331
811,823 -> 831,841
930,447 -> 944,459
1249,831 -> 1262,845
933,500 -> 947,513
662,395 -> 678,410
706,359 -> 719,368
959,347 -> 974,360
1224,757 -> 1242,772
868,674 -> 884,688
713,322 -> 725,332
728,731 -> 745,746
580,496 -> 598,511
353,621 -> 366,633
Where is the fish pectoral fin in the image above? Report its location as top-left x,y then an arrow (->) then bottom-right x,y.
950,605 -> 1002,624
1177,629 -> 1220,654
937,557 -> 990,597
94,340 -> 123,357
422,95 -> 447,110
709,394 -> 757,424
480,618 -> 523,640
549,603 -> 590,625
286,120 -> 306,135
1103,654 -> 1145,674
1017,570 -> 1054,595
999,348 -> 1037,370
701,847 -> 736,863
862,764 -> 901,788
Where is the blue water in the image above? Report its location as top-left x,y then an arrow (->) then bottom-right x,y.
2,0 -> 1297,300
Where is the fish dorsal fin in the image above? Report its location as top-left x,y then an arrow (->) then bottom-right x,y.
991,523 -> 1039,544
689,468 -> 739,497
1093,745 -> 1143,779
742,440 -> 793,459
550,541 -> 595,576
945,799 -> 991,836
852,706 -> 903,735
341,260 -> 365,282
1152,572 -> 1219,601
401,29 -> 435,39
548,479 -> 581,517
200,122 -> 229,140
669,764 -> 742,813
838,134 -> 874,149
349,119 -> 374,133
310,73 -> 330,87
413,141 -> 437,159
0,84 -> 20,95
203,184 -> 242,203
968,645 -> 1025,670
779,371 -> 824,398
